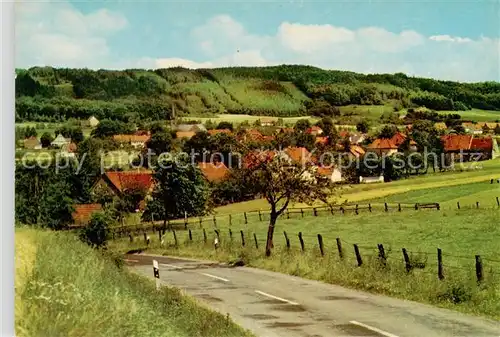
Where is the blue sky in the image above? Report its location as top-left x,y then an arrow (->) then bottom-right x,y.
15,0 -> 500,82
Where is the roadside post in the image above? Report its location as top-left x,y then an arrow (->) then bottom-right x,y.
153,259 -> 160,290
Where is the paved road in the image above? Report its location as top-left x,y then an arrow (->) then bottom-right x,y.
126,253 -> 500,337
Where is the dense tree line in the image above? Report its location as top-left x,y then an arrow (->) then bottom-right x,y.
15,65 -> 500,122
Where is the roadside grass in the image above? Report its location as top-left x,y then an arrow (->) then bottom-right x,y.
437,109 -> 500,123
16,230 -> 253,337
109,208 -> 500,320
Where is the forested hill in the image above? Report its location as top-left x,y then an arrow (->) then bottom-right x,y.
15,65 -> 500,122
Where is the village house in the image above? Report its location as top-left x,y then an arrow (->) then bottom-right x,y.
51,134 -> 71,149
88,116 -> 100,127
71,203 -> 102,227
59,142 -> 77,159
349,133 -> 366,145
366,138 -> 399,156
176,131 -> 197,139
479,122 -> 500,134
197,162 -> 230,183
237,128 -> 265,142
316,166 -> 342,183
440,135 -> 497,161
91,170 -> 154,210
23,136 -> 42,150
359,175 -> 385,184
305,126 -> 323,136
113,134 -> 150,149
260,118 -> 275,127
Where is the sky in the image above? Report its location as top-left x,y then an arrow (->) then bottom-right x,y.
14,0 -> 500,82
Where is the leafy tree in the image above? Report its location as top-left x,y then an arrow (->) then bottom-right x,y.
378,125 -> 398,139
147,155 -> 210,226
305,99 -> 340,117
182,131 -> 211,161
116,183 -> 148,213
453,125 -> 466,134
241,151 -> 336,256
482,124 -> 490,133
79,212 -> 112,248
356,120 -> 369,133
216,121 -> 234,131
146,130 -> 174,155
294,119 -> 311,132
25,127 -> 37,138
316,117 -> 334,136
40,132 -> 54,148
92,119 -> 135,138
39,181 -> 75,230
295,132 -> 316,151
55,125 -> 84,143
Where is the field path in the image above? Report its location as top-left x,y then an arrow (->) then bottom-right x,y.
127,253 -> 500,337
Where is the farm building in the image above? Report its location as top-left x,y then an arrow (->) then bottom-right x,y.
23,136 -> 41,150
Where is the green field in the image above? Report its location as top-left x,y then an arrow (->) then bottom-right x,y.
16,228 -> 253,337
16,122 -> 93,138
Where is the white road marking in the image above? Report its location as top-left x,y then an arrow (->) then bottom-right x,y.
200,273 -> 230,282
254,290 -> 298,305
159,263 -> 183,269
349,321 -> 400,337
124,259 -> 139,262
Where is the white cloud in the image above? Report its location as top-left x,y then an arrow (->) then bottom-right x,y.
15,1 -> 127,68
15,6 -> 499,82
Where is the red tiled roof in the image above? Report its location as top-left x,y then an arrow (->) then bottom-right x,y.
208,129 -> 232,136
104,171 -> 153,193
315,136 -> 329,144
339,130 -> 350,138
306,126 -> 323,134
390,132 -> 407,147
113,135 -> 150,143
242,150 -> 277,169
176,131 -> 196,139
72,204 -> 102,225
284,147 -> 311,163
470,137 -> 493,152
198,162 -> 230,182
316,166 -> 335,176
276,128 -> 294,134
441,135 -> 473,152
368,138 -> 398,149
350,145 -> 366,157
67,142 -> 77,153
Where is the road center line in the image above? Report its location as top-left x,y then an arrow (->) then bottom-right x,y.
349,320 -> 400,337
254,290 -> 298,305
200,273 -> 230,282
160,263 -> 183,269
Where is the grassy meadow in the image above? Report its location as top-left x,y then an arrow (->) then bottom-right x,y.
110,208 -> 500,319
15,228 -> 253,337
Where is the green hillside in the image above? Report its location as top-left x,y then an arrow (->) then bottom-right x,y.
15,65 -> 500,123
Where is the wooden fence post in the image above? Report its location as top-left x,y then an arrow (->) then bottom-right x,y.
258,210 -> 262,221
476,201 -> 480,209
199,217 -> 202,228
214,229 -> 220,244
173,230 -> 178,247
340,207 -> 345,215
213,215 -> 217,227
158,229 -> 162,242
253,233 -> 258,249
229,228 -> 233,241
384,203 -> 388,212
368,203 -> 372,212
203,228 -> 207,244
184,217 -> 188,230
355,204 -> 359,215
354,244 -> 362,266
437,248 -> 444,280
284,231 -> 290,249
317,234 -> 324,256
287,209 -> 290,219
129,234 -> 133,243
143,232 -> 147,243
244,212 -> 248,224
415,203 -> 419,210
457,201 -> 461,210
298,232 -> 305,252
398,203 -> 401,212
229,214 -> 232,226
475,255 -> 483,283
240,230 -> 245,247
496,196 -> 500,207
436,203 -> 440,211
313,208 -> 318,216
377,244 -> 386,267
188,229 -> 192,242
336,238 -> 343,259
402,248 -> 411,273
301,208 -> 304,217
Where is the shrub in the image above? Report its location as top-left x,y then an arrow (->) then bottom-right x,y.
79,212 -> 112,248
